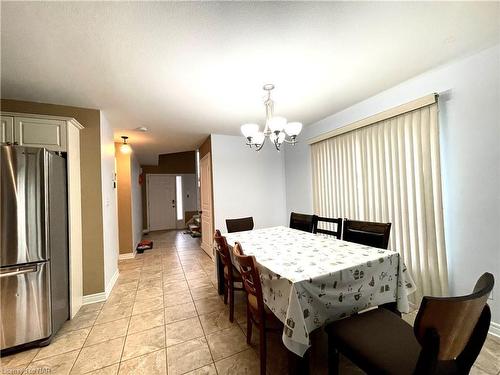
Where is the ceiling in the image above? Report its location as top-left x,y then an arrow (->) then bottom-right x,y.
1,2 -> 499,165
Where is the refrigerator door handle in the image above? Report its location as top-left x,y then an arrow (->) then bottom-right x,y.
0,265 -> 38,278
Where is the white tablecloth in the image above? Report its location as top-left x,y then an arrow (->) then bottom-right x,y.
225,226 -> 416,356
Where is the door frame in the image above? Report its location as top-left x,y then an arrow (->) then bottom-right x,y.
146,174 -> 177,231
200,153 -> 214,258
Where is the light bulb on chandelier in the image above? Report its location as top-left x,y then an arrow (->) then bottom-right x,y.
240,84 -> 302,152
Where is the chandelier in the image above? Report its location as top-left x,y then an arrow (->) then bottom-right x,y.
240,84 -> 302,151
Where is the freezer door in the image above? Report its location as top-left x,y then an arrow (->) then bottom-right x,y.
0,146 -> 48,267
0,262 -> 51,350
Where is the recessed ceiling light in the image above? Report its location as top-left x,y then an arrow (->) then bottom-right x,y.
135,126 -> 148,132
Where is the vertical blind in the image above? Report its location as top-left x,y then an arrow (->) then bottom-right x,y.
311,102 -> 448,301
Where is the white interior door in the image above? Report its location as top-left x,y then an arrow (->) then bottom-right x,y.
147,175 -> 176,231
200,153 -> 213,258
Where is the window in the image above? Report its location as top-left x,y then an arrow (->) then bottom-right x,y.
176,175 -> 183,220
196,149 -> 200,188
311,98 -> 448,301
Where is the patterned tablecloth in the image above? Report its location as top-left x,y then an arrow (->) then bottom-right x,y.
225,226 -> 416,357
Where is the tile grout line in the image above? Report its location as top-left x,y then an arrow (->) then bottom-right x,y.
115,259 -> 141,374
5,233 -> 214,375
164,239 -> 200,373
180,242 -> 220,374
183,241 -> 259,374
24,307 -> 97,363
123,248 -> 172,371
162,252 -> 168,375
186,259 -> 219,375
67,300 -> 105,374
24,302 -> 106,370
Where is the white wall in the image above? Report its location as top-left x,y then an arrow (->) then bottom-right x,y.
130,153 -> 143,249
99,113 -> 119,294
284,45 -> 500,325
211,134 -> 287,233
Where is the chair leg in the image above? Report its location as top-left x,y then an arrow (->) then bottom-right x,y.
328,333 -> 340,375
380,301 -> 401,317
223,281 -> 228,305
259,321 -> 267,375
246,303 -> 252,345
288,350 -> 309,375
229,285 -> 234,323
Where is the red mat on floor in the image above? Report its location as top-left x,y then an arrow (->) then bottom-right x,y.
136,240 -> 153,253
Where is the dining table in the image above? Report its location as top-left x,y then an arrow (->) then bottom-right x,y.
223,226 -> 416,357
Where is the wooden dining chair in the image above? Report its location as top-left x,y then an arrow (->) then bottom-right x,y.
290,212 -> 317,233
314,216 -> 343,239
342,219 -> 391,249
326,272 -> 494,375
226,216 -> 254,233
213,230 -> 244,322
233,242 -> 283,375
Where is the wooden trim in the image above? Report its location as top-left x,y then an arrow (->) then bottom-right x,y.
1,111 -> 84,129
146,174 -> 152,232
105,269 -> 120,298
489,321 -> 500,338
198,135 -> 211,159
118,252 -> 136,260
200,152 -> 214,258
67,122 -> 83,318
82,292 -> 107,305
308,93 -> 437,144
81,270 -> 119,307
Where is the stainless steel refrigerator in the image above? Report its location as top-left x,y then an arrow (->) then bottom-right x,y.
0,145 -> 69,352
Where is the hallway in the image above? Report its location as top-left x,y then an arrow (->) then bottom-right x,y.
1,231 -> 263,375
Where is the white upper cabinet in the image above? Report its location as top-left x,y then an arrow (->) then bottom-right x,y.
0,116 -> 14,143
14,117 -> 67,151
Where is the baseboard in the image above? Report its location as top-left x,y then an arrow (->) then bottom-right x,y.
200,243 -> 213,259
489,321 -> 500,338
119,251 -> 136,260
82,269 -> 120,305
105,269 -> 120,298
82,291 -> 107,305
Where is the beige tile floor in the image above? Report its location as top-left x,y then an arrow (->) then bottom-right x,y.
1,230 -> 499,375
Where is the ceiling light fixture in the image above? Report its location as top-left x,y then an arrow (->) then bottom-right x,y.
241,84 -> 302,152
120,136 -> 132,154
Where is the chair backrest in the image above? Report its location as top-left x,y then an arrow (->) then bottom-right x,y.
343,219 -> 391,249
414,272 -> 494,362
290,212 -> 317,233
232,242 -> 265,316
213,230 -> 234,280
314,216 -> 343,239
226,217 -> 254,233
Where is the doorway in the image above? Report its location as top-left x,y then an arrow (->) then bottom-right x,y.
147,174 -> 176,231
200,153 -> 213,257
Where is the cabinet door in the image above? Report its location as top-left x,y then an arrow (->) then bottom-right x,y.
14,117 -> 67,151
0,116 -> 14,143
